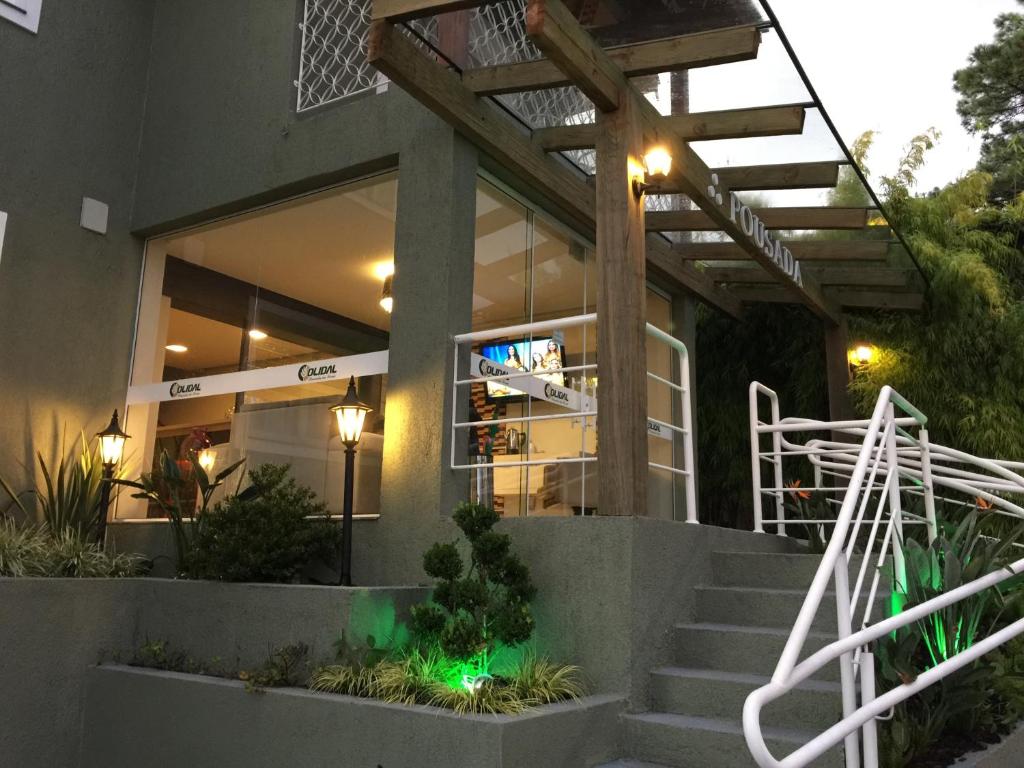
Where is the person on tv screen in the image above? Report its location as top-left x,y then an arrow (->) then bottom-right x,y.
542,340 -> 565,387
504,345 -> 524,371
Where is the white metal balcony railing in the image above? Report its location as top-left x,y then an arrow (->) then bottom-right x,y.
450,313 -> 697,520
744,382 -> 1024,768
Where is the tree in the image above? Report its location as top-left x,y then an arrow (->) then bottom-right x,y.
954,2 -> 1024,202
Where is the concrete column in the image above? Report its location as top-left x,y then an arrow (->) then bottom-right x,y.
374,127 -> 478,582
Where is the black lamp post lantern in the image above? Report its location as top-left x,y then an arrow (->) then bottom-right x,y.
330,377 -> 371,586
95,410 -> 130,548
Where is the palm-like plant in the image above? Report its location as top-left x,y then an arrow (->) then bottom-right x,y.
113,450 -> 253,577
0,431 -> 112,540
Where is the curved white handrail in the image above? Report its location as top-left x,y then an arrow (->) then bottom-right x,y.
744,381 -> 1024,768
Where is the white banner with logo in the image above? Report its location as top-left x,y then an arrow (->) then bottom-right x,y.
468,354 -> 672,441
126,350 -> 389,405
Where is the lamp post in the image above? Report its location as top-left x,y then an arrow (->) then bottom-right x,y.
95,410 -> 130,549
330,377 -> 371,586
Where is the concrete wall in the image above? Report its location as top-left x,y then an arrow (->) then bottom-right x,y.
81,666 -> 624,768
0,0 -> 154,495
0,578 -> 424,768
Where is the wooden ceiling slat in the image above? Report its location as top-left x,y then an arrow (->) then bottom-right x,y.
707,266 -> 912,287
372,0 -> 496,22
676,240 -> 891,261
727,285 -> 924,310
532,104 -> 808,150
464,26 -> 761,96
647,207 -> 871,232
648,161 -> 841,195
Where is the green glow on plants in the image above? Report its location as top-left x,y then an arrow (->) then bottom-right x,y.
438,650 -> 492,692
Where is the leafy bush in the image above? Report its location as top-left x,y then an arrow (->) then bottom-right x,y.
115,451 -> 252,577
310,648 -> 582,715
188,464 -> 341,583
0,518 -> 145,577
0,431 -> 112,541
410,502 -> 536,662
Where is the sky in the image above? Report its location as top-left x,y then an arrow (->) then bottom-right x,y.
770,0 -> 1021,193
685,0 -> 1020,200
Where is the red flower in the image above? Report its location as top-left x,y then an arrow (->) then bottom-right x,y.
787,480 -> 812,501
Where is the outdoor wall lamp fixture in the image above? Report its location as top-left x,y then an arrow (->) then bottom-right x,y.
848,343 -> 878,370
379,274 -> 393,313
95,410 -> 130,549
633,146 -> 673,197
330,377 -> 372,586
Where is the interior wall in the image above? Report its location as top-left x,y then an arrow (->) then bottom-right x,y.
0,1 -> 155,498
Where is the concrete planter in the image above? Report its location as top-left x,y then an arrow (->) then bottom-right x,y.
81,664 -> 624,768
0,577 -> 427,768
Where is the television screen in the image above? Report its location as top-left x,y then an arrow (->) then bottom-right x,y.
479,337 -> 567,400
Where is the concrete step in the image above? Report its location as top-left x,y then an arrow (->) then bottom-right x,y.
711,550 -> 891,591
623,712 -> 843,768
694,585 -> 887,633
593,761 -> 672,768
673,623 -> 840,681
649,666 -> 842,732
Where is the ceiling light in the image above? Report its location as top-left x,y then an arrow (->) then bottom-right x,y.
165,344 -> 188,353
249,329 -> 268,341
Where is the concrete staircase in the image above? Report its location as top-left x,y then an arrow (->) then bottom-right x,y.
598,550 -> 863,768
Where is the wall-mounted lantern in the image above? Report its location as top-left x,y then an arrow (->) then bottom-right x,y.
633,146 -> 673,197
379,274 -> 394,314
848,343 -> 877,370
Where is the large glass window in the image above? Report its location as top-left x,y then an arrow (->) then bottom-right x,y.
122,173 -> 397,518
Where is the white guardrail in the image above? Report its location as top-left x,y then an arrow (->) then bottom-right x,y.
744,381 -> 1024,768
450,313 -> 696,520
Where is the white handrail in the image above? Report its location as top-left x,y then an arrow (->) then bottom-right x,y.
450,314 -> 696,520
744,381 -> 1024,768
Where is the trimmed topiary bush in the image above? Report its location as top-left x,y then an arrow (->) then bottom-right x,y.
410,502 -> 536,663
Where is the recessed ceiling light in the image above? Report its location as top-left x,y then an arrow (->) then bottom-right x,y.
165,344 -> 188,353
248,329 -> 268,341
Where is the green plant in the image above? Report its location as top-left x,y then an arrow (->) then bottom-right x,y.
0,431 -> 113,540
114,451 -> 252,577
0,518 -> 145,577
782,481 -> 831,554
410,502 -> 536,665
239,643 -> 310,693
309,647 -> 582,716
189,464 -> 341,583
903,510 -> 1024,665
131,639 -> 221,676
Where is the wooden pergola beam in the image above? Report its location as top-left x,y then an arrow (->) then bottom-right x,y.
524,0 -> 837,321
532,104 -> 808,151
675,240 -> 891,262
706,266 -> 913,288
648,161 -> 841,195
464,26 -> 761,96
728,285 -> 924,310
367,20 -> 596,232
647,207 -> 871,232
647,236 -> 743,319
525,0 -> 625,111
372,0 -> 495,22
367,18 -> 744,319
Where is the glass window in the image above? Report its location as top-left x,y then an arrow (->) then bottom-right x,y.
122,173 -> 397,519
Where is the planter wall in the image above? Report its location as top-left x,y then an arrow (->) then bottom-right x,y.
81,665 -> 624,768
0,578 -> 426,768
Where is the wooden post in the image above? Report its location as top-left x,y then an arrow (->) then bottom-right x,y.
595,95 -> 648,516
824,317 -> 855,435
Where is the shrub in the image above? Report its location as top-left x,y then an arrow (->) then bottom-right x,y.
188,464 -> 341,583
410,502 -> 536,663
116,451 -> 252,577
0,518 -> 145,578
